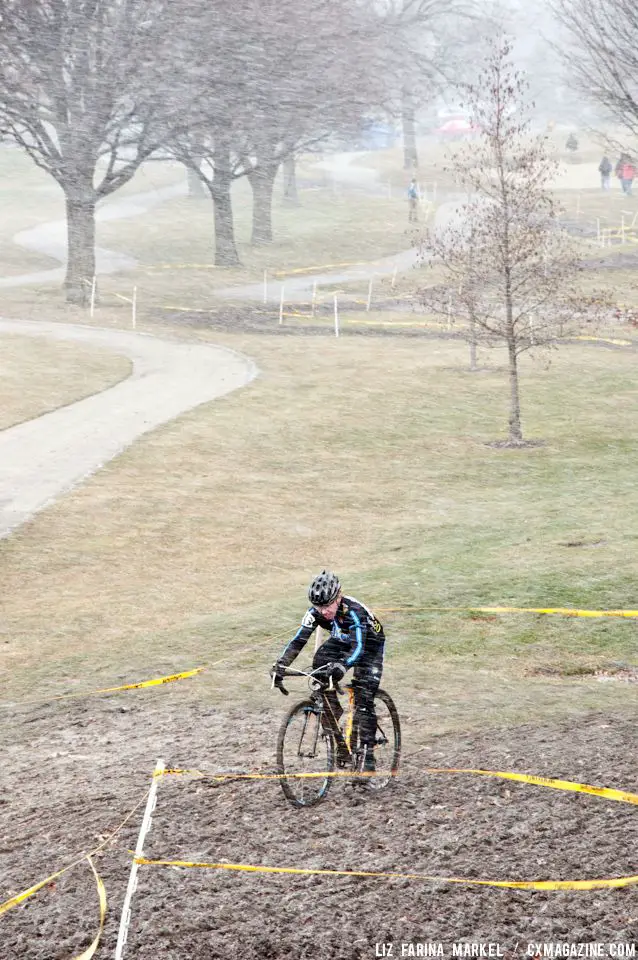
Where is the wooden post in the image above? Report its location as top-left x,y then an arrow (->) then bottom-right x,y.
311,281 -> 317,317
366,279 -> 373,312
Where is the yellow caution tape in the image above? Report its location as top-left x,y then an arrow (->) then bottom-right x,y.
139,766 -> 638,891
135,856 -> 638,892
157,306 -> 212,313
158,768 -> 387,781
273,261 -> 369,277
9,667 -> 206,707
0,857 -> 107,957
377,605 -> 638,618
2,667 -> 204,709
91,667 -> 205,695
144,263 -> 219,270
0,866 -> 66,916
73,858 -> 107,960
0,790 -> 148,919
346,318 -> 444,329
424,767 -> 638,806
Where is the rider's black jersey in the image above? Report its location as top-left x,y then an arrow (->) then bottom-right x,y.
278,595 -> 385,669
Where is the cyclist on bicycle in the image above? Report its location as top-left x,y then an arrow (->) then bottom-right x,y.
271,570 -> 385,772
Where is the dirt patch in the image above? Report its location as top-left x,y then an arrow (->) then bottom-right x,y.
3,695 -> 638,957
154,306 -> 465,340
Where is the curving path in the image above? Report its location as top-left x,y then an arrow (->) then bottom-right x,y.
0,320 -> 257,538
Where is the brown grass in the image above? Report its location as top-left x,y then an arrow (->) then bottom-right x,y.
0,333 -> 132,430
2,321 -> 638,736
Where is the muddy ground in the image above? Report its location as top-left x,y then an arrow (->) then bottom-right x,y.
3,688 -> 638,959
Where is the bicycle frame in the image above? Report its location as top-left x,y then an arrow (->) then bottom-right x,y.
273,666 -> 360,767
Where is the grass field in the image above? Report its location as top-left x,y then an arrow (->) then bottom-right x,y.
3,328 -> 638,735
2,144 -> 638,737
0,334 -> 131,430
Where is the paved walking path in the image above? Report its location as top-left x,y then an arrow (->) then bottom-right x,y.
0,320 -> 257,538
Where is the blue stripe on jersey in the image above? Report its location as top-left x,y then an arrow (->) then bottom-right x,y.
345,610 -> 363,666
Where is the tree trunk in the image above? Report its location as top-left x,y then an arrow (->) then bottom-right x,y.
64,191 -> 97,306
402,87 -> 418,170
507,334 -> 523,441
249,164 -> 277,245
283,155 -> 299,205
211,144 -> 240,267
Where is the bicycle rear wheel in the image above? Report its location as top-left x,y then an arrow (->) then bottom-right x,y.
276,698 -> 335,807
365,688 -> 401,791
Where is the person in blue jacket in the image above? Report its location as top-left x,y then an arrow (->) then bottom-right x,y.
271,570 -> 385,772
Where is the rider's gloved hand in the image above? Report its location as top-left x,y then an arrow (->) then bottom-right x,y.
270,661 -> 286,681
326,662 -> 346,683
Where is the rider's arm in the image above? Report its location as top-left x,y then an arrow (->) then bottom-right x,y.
344,609 -> 364,667
277,609 -> 318,667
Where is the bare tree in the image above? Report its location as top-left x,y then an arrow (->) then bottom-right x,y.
171,0 -> 384,262
0,0 -> 194,304
552,0 -> 638,137
419,40 -> 604,445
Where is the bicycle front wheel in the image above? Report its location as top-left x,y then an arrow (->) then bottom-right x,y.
366,688 -> 401,791
276,698 -> 335,807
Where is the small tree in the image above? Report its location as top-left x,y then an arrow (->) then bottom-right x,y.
419,39 -> 604,445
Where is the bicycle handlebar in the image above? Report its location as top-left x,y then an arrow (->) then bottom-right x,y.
271,664 -> 343,696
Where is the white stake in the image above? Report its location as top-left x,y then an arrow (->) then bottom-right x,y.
263,269 -> 268,304
279,284 -> 285,325
334,293 -> 339,338
529,314 -> 535,345
312,280 -> 317,317
90,276 -> 96,318
366,279 -> 373,312
114,759 -> 164,960
391,266 -> 398,290
132,286 -> 137,330
596,218 -> 601,243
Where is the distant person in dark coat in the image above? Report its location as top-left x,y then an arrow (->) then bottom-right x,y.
599,156 -> 612,190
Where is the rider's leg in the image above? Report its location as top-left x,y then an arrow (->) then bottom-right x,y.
353,651 -> 383,770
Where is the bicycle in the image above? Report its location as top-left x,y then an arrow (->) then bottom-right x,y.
272,664 -> 401,808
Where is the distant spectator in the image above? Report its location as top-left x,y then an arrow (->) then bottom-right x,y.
621,158 -> 636,195
566,133 -> 579,153
599,155 -> 612,190
615,154 -> 627,182
407,177 -> 419,222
